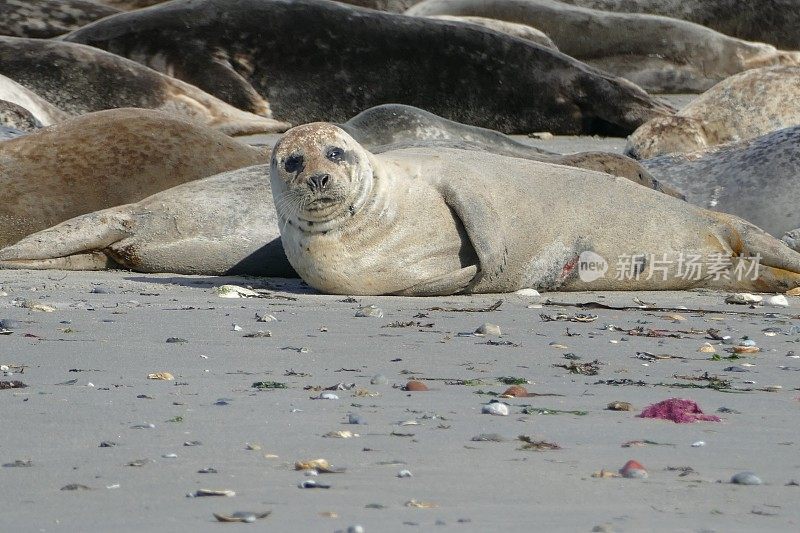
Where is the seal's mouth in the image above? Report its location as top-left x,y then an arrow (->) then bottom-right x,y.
305,197 -> 339,211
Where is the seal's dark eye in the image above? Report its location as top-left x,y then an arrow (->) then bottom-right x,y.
284,154 -> 304,173
326,147 -> 344,162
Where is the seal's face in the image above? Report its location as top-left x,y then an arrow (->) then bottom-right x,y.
270,123 -> 372,229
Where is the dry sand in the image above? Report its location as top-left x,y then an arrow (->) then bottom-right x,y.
1,270 -> 798,532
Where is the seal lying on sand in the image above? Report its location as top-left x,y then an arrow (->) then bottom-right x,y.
560,0 -> 800,50
0,165 -> 295,276
0,108 -> 264,247
425,15 -> 557,49
0,0 -> 119,39
0,37 -> 288,135
271,123 -> 800,295
642,126 -> 800,243
0,74 -> 68,128
340,104 -> 682,197
63,0 -> 672,135
407,0 -> 800,93
626,66 -> 800,159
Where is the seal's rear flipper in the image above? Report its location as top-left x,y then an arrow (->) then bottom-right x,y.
783,229 -> 800,252
0,208 -> 132,270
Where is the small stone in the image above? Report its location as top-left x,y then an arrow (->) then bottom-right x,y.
165,337 -> 188,344
347,526 -> 365,533
370,374 -> 388,385
403,380 -> 428,392
475,323 -> 501,336
147,372 -> 174,381
397,469 -> 413,478
355,305 -> 383,318
619,460 -> 648,479
318,392 -> 339,400
298,480 -> 330,489
698,343 -> 716,353
528,131 -> 553,140
787,287 -> 800,297
732,345 -> 760,354
724,365 -> 748,372
481,401 -> 509,416
731,471 -> 762,485
515,288 -> 541,296
691,441 -> 706,447
348,413 -> 367,425
768,295 -> 789,308
99,441 -> 117,448
607,401 -> 632,411
232,324 -> 242,331
162,453 -> 178,459
500,385 -> 529,398
131,423 -> 155,429
725,293 -> 763,305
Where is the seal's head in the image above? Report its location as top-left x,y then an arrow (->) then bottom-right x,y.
270,123 -> 374,231
624,116 -> 709,159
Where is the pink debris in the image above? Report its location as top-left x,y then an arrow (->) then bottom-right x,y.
637,398 -> 721,423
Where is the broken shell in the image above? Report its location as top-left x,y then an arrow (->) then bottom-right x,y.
732,346 -> 760,354
213,511 -> 271,523
691,441 -> 706,447
474,323 -> 502,336
355,305 -> 383,318
323,431 -> 359,439
147,372 -> 174,381
482,402 -> 509,416
299,480 -> 330,489
591,469 -> 620,478
500,385 -> 529,398
619,460 -> 648,479
787,287 -> 800,296
317,392 -> 339,400
193,489 -> 236,497
515,288 -> 541,296
405,499 -> 438,508
294,459 -> 345,473
215,285 -> 259,298
397,469 -> 413,478
698,343 -> 716,353
725,293 -> 763,305
607,401 -> 632,411
403,380 -> 428,392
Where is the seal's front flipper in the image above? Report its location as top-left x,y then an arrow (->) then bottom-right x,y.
392,265 -> 478,296
0,208 -> 132,270
437,180 -> 510,290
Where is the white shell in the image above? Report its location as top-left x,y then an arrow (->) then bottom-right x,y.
482,402 -> 509,416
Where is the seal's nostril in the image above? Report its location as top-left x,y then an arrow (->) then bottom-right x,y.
308,173 -> 331,190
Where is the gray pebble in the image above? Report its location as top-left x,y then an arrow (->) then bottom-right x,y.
731,471 -> 762,485
370,374 -> 388,385
475,323 -> 501,336
724,366 -> 749,372
471,433 -> 507,442
348,413 -> 367,425
347,526 -> 365,533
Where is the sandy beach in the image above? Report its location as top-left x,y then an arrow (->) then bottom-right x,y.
1,268 -> 798,532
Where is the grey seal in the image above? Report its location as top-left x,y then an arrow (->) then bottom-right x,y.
271,123 -> 800,295
0,37 -> 289,135
407,0 -> 800,93
63,0 -> 673,135
642,126 -> 800,244
0,108 -> 265,247
0,0 -> 120,39
626,66 -> 800,159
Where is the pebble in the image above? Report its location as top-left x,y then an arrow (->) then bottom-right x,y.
475,323 -> 502,336
355,305 -> 383,318
607,401 -> 632,411
725,293 -> 763,305
724,365 -> 748,372
691,441 -> 706,447
131,423 -> 155,429
348,413 -> 367,425
515,288 -> 541,297
500,385 -> 529,398
347,526 -> 365,533
768,295 -> 789,308
471,433 -> 507,442
299,480 -> 330,489
481,402 -> 509,416
215,285 -> 259,298
731,472 -> 762,485
397,469 -> 413,478
403,380 -> 428,392
99,441 -> 117,448
162,453 -> 178,459
318,392 -> 339,400
370,374 -> 388,385
619,460 -> 648,479
698,343 -> 716,353
739,338 -> 757,347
